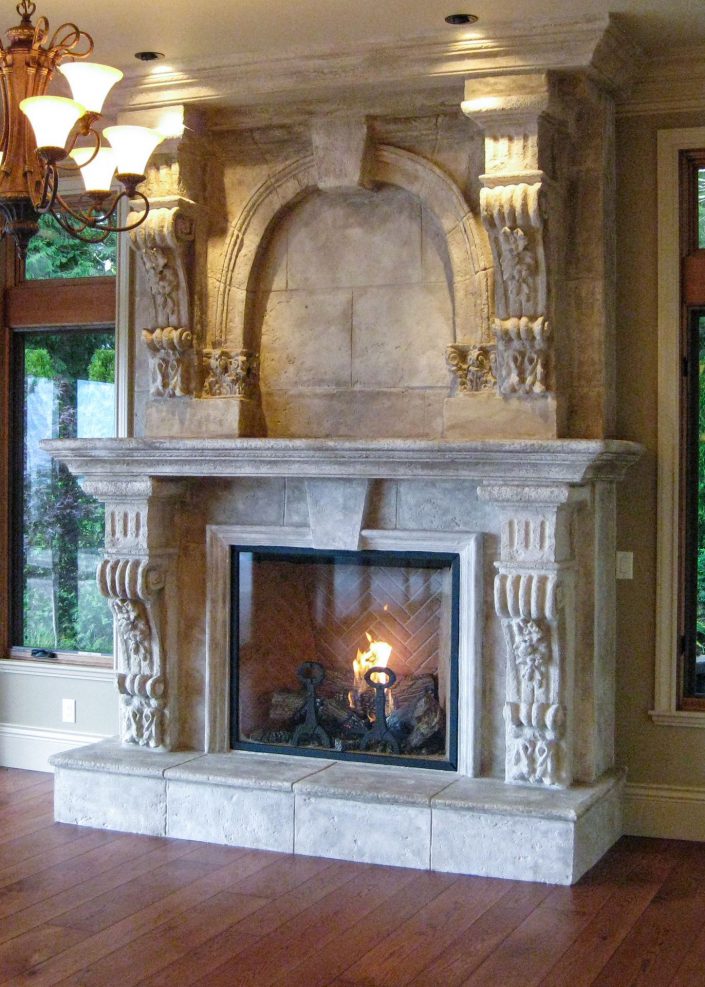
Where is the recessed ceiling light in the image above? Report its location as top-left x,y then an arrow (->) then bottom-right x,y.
134,51 -> 165,62
445,13 -> 478,25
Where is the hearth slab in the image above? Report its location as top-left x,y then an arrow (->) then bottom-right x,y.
164,749 -> 335,790
49,742 -> 625,884
293,761 -> 453,806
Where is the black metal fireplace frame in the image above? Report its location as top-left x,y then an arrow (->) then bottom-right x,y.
230,545 -> 460,771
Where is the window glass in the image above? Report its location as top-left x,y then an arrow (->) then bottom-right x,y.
24,213 -> 117,281
17,329 -> 114,655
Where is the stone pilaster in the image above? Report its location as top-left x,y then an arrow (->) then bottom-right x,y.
478,483 -> 584,788
461,73 -> 568,438
81,478 -> 184,751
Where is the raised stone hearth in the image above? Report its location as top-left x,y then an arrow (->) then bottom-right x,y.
47,438 -> 641,884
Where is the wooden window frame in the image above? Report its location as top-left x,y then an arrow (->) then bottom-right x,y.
0,254 -> 116,667
653,128 -> 705,726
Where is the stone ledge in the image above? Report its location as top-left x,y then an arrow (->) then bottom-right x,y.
431,770 -> 625,822
164,750 -> 334,790
43,436 -> 644,485
49,738 -> 202,778
292,761 -> 455,807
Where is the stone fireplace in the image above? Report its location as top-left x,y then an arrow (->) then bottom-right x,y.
47,24 -> 644,884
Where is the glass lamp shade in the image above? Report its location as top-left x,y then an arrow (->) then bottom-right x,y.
70,146 -> 117,192
102,125 -> 164,177
59,63 -> 124,115
20,96 -> 86,151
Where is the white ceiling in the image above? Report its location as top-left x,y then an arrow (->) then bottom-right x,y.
12,0 -> 705,79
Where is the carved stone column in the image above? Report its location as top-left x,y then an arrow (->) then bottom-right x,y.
81,478 -> 183,750
479,483 -> 584,788
131,203 -> 198,403
462,73 -> 568,438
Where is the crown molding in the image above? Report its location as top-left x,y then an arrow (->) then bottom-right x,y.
619,44 -> 705,117
113,15 -> 640,118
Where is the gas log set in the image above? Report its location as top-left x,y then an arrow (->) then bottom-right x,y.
247,635 -> 446,759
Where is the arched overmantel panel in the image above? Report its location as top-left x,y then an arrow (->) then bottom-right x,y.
211,144 -> 492,353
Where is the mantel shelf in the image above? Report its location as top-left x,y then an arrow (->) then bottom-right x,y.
42,436 -> 644,485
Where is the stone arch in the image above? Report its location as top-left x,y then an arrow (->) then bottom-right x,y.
211,144 -> 491,353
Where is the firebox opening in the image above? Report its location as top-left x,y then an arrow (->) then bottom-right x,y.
230,546 -> 460,770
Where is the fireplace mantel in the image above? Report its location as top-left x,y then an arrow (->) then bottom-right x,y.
46,434 -> 643,884
43,436 -> 642,485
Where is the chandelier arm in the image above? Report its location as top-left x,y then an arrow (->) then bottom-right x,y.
31,15 -> 49,50
45,22 -> 93,61
57,188 -> 151,237
57,124 -> 99,170
35,160 -> 59,212
52,186 -> 119,229
48,206 -> 113,243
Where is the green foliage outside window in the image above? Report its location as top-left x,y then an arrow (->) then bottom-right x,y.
24,213 -> 117,281
21,331 -> 115,654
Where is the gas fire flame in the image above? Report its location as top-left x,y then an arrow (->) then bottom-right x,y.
349,631 -> 393,715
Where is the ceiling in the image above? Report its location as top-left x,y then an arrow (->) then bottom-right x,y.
8,0 -> 705,79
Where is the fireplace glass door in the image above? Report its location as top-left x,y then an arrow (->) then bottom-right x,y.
231,546 -> 459,769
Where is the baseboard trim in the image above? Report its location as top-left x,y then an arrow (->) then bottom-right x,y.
0,723 -> 109,773
624,782 -> 705,841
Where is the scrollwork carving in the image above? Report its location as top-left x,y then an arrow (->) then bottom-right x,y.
97,558 -> 168,749
130,206 -> 195,333
202,348 -> 259,400
143,327 -> 198,398
480,183 -> 545,321
446,344 -> 496,394
494,316 -> 551,396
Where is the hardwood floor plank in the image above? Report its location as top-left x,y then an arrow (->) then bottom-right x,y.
331,875 -> 508,987
587,841 -> 705,986
53,889 -> 269,987
0,923 -> 88,983
0,768 -> 50,793
538,842 -> 683,987
9,849 -> 290,985
406,881 -> 554,986
191,863 -> 440,987
0,835 -> 209,947
136,926 -> 263,987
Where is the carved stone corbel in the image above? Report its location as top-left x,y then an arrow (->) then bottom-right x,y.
131,205 -> 197,398
478,484 -> 582,788
81,478 -> 182,751
97,557 -> 168,749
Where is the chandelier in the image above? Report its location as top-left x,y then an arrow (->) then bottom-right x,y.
0,0 -> 165,254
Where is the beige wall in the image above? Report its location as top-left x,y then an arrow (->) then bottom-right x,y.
616,108 -> 705,788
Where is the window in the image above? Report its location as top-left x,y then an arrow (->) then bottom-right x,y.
654,129 -> 705,725
0,219 -> 118,666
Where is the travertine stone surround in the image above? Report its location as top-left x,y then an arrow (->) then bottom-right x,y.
46,438 -> 640,882
128,62 -> 619,442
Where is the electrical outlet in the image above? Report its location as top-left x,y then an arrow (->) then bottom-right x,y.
62,698 -> 76,724
616,551 -> 634,580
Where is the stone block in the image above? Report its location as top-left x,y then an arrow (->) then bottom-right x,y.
53,767 -> 167,836
260,288 -> 353,389
431,802 -> 574,883
167,781 -> 295,851
306,478 -> 369,549
352,283 -> 452,388
294,794 -> 432,868
205,478 -> 286,526
442,393 -> 558,440
261,388 -> 440,439
145,396 -> 265,438
397,479 -> 492,532
422,205 -> 453,286
286,187 -> 423,290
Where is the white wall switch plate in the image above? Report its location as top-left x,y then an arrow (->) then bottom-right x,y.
62,698 -> 76,724
616,551 -> 634,580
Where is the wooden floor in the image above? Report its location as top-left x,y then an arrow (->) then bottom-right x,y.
0,769 -> 704,987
